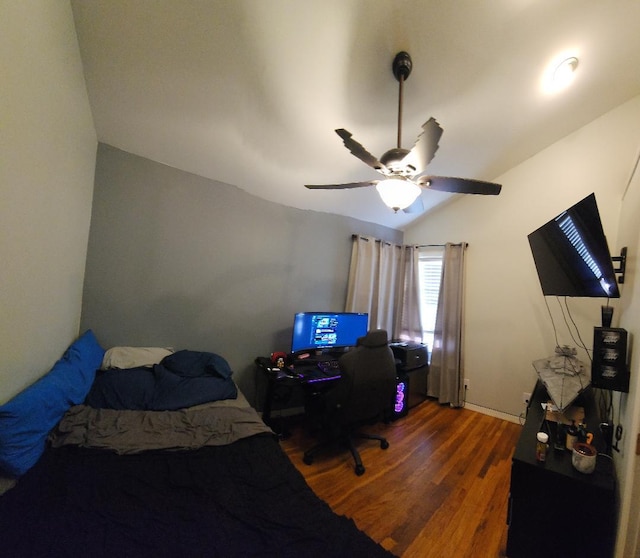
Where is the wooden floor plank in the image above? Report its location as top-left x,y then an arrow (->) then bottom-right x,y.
280,398 -> 522,557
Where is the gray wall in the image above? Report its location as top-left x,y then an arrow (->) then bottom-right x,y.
81,144 -> 401,404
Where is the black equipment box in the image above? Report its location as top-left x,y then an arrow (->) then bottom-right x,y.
592,327 -> 629,392
390,342 -> 428,371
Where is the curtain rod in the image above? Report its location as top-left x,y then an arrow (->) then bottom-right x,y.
351,236 -> 468,248
415,242 -> 468,248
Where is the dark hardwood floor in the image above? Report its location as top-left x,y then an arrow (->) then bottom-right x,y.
280,399 -> 522,558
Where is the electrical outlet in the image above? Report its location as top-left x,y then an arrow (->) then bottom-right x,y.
464,378 -> 470,389
523,392 -> 531,404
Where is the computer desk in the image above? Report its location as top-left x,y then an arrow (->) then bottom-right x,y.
254,356 -> 341,436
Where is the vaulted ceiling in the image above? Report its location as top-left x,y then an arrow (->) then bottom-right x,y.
71,0 -> 640,230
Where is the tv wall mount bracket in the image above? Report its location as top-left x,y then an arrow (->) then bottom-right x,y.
612,246 -> 627,284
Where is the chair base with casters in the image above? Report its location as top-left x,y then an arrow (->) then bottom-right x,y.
302,329 -> 397,476
302,426 -> 390,476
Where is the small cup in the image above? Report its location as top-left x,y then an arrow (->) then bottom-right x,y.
572,442 -> 597,474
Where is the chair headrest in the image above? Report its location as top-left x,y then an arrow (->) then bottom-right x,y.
359,329 -> 389,348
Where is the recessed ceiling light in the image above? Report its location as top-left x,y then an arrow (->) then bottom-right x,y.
553,57 -> 579,85
541,53 -> 580,94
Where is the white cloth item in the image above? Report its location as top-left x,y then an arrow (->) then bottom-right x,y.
101,346 -> 174,370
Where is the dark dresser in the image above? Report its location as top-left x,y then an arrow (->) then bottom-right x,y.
507,381 -> 616,558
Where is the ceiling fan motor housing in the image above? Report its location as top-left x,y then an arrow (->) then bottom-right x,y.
380,147 -> 415,175
392,51 -> 412,82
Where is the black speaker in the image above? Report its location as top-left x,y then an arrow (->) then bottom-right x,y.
592,327 -> 629,392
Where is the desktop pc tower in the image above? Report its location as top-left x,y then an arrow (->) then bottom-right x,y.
393,374 -> 410,419
390,342 -> 429,413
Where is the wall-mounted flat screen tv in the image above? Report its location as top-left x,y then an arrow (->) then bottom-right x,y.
527,193 -> 620,298
291,312 -> 369,354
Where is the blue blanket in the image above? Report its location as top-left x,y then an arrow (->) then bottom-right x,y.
84,350 -> 238,410
0,330 -> 104,477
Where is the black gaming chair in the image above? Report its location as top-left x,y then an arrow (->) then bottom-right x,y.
302,329 -> 398,476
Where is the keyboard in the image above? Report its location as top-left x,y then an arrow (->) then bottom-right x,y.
317,360 -> 340,374
298,360 -> 341,383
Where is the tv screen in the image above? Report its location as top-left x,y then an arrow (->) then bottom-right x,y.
291,312 -> 369,354
528,193 -> 619,298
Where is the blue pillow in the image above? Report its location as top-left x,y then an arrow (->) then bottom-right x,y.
0,330 -> 104,477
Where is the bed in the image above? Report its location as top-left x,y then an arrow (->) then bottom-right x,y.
0,331 -> 394,557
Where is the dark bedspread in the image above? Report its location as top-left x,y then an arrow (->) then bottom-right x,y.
84,350 -> 238,410
0,434 -> 395,558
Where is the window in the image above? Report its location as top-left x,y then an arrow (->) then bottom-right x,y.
418,247 -> 444,358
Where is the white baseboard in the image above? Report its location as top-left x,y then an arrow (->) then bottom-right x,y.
464,402 -> 522,424
270,402 -> 522,425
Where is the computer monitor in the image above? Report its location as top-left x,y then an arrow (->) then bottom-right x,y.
291,312 -> 369,355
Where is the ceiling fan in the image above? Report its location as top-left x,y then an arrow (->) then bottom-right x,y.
305,51 -> 502,212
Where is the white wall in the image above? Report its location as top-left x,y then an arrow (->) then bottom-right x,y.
406,95 -> 640,419
611,135 -> 640,556
0,2 -> 96,404
406,95 -> 640,555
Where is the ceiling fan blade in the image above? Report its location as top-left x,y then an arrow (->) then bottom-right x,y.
305,180 -> 379,190
419,175 -> 502,195
403,118 -> 444,175
335,129 -> 387,173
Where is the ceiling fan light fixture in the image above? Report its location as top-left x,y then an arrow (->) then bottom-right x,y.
376,178 -> 421,211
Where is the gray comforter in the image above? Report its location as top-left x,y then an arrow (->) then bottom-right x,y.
49,393 -> 273,454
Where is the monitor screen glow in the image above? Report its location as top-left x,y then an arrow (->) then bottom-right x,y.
291,312 -> 369,354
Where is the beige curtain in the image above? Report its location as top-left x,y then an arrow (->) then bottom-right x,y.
427,242 -> 467,407
345,235 -> 422,342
